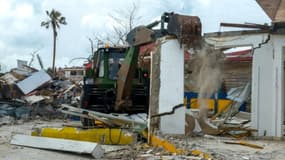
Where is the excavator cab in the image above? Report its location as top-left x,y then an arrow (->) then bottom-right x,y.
96,47 -> 126,80
81,46 -> 149,125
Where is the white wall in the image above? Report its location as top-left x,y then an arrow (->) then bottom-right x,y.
252,35 -> 285,137
252,41 -> 274,136
205,33 -> 285,137
158,38 -> 185,134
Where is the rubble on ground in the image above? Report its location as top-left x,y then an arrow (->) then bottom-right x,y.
0,66 -> 82,124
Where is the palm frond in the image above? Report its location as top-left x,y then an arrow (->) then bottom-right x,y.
53,10 -> 62,19
41,21 -> 50,29
40,21 -> 46,26
59,17 -> 67,25
42,9 -> 67,30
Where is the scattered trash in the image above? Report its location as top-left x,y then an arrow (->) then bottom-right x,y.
24,95 -> 47,105
0,73 -> 19,85
14,106 -> 31,120
0,116 -> 15,126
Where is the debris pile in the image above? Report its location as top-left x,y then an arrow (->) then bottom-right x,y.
0,66 -> 82,124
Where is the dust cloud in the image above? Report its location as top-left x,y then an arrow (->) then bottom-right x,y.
191,41 -> 224,134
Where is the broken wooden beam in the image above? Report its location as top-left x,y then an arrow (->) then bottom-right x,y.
223,140 -> 264,149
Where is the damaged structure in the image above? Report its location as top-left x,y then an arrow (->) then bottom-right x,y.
204,0 -> 285,137
2,1 -> 285,159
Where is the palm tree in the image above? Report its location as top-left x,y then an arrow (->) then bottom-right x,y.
41,9 -> 67,74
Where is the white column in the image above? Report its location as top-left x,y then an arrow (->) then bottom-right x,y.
158,38 -> 185,134
252,41 -> 274,136
272,35 -> 285,137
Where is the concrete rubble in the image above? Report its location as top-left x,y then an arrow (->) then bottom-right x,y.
0,66 -> 82,124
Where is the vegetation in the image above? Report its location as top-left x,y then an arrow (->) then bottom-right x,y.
41,9 -> 67,73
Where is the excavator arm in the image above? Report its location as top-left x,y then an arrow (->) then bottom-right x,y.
115,46 -> 139,111
115,12 -> 202,112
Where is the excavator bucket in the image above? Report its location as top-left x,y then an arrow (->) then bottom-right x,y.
126,12 -> 202,47
165,13 -> 202,47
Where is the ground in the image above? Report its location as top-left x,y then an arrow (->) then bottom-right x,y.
0,119 -> 285,160
0,120 -> 93,160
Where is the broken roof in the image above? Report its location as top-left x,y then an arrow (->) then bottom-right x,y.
256,0 -> 285,22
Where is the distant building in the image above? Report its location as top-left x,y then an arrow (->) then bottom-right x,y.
58,67 -> 85,82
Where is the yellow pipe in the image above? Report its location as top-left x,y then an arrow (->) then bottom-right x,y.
32,127 -> 134,145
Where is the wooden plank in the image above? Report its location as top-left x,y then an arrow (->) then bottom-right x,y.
224,140 -> 264,149
10,134 -> 104,158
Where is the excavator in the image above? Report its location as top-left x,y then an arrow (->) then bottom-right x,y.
80,12 -> 201,126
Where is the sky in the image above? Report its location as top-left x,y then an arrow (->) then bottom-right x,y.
0,0 -> 270,72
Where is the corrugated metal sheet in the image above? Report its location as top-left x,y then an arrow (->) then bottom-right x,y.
16,70 -> 51,94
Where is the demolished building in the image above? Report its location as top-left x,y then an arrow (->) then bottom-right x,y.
2,1 -> 285,159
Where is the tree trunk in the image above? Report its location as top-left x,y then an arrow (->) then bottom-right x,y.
52,28 -> 57,74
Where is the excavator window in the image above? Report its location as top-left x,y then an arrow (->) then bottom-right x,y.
96,50 -> 105,78
98,60 -> 104,77
108,52 -> 125,80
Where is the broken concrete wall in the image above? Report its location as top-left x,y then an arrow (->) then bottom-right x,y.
148,42 -> 161,132
158,38 -> 185,134
148,38 -> 185,135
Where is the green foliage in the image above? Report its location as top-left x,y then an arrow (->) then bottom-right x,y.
41,9 -> 67,32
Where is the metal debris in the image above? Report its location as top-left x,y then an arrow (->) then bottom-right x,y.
11,134 -> 105,158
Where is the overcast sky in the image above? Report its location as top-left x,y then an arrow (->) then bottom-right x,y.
0,0 -> 270,72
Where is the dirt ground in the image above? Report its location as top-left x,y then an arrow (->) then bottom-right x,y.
1,119 -> 285,160
0,119 -> 93,160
